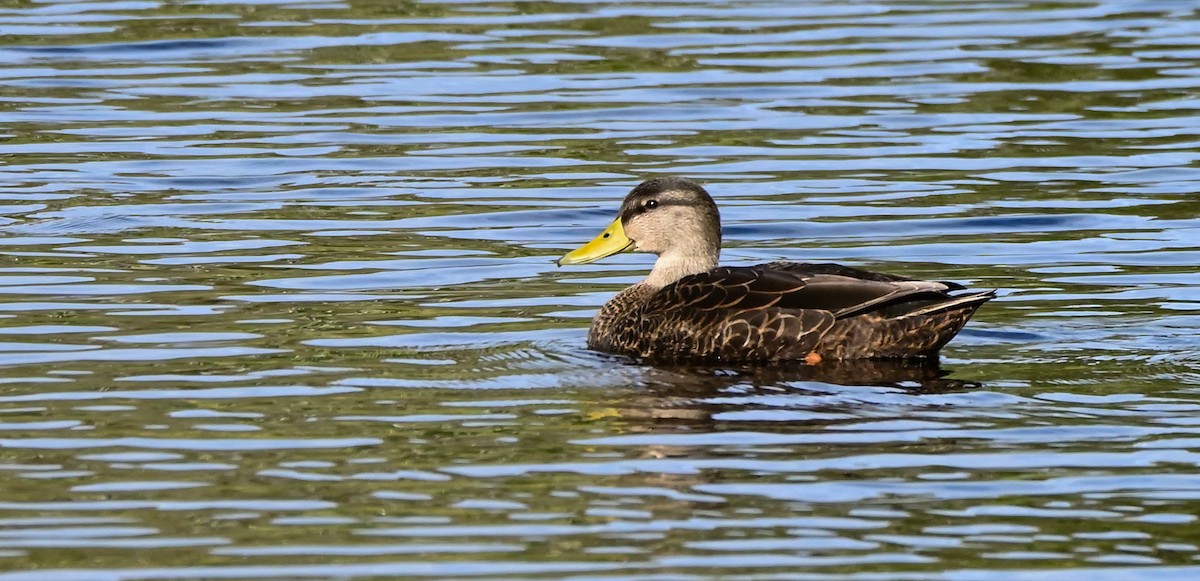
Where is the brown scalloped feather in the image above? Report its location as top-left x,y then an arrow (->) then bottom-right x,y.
587,262 -> 994,364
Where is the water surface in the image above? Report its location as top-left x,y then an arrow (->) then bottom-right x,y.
2,0 -> 1200,578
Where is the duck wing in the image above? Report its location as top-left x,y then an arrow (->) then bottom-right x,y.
638,264 -> 986,361
634,267 -> 909,360
755,261 -> 966,290
651,265 -> 960,319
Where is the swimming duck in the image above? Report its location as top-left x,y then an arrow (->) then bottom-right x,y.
557,177 -> 994,364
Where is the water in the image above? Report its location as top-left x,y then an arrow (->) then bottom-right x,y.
0,0 -> 1199,578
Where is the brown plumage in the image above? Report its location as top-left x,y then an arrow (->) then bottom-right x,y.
558,177 -> 995,364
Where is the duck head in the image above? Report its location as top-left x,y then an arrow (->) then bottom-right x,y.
558,177 -> 722,287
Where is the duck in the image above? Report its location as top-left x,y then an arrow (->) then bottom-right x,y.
556,176 -> 995,364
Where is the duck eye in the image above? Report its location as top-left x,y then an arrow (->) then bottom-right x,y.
645,200 -> 659,209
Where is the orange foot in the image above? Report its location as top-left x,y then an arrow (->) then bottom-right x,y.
804,352 -> 823,365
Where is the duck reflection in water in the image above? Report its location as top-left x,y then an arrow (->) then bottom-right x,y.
588,356 -> 979,431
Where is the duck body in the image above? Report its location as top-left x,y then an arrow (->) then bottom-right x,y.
588,262 -> 994,363
558,177 -> 994,364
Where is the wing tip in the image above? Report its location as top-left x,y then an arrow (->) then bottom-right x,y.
905,289 -> 997,318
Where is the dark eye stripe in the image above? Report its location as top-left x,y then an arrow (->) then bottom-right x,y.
619,199 -> 694,224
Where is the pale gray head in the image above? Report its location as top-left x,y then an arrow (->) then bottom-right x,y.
618,177 -> 721,260
558,177 -> 722,288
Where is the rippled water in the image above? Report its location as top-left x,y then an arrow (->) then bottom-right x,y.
2,0 -> 1200,578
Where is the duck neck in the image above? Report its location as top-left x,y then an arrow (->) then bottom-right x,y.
644,249 -> 718,288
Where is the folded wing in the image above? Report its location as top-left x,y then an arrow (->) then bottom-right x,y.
641,263 -> 983,361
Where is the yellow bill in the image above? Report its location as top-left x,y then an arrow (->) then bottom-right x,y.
557,218 -> 633,266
